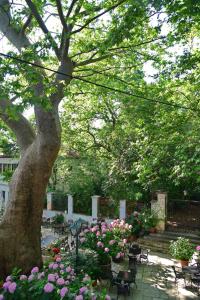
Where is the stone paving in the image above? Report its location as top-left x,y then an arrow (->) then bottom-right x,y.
108,253 -> 199,300
41,227 -> 199,299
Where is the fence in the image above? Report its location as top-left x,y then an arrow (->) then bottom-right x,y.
167,199 -> 200,230
46,193 -> 127,223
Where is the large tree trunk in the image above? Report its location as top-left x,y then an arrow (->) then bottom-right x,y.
0,132 -> 60,278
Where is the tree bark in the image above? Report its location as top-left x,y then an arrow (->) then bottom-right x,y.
0,112 -> 61,278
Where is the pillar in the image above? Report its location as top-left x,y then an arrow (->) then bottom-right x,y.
151,191 -> 167,232
120,200 -> 126,219
92,195 -> 100,219
67,194 -> 73,219
47,192 -> 53,210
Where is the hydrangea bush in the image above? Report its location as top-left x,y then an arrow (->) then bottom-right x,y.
80,220 -> 131,264
0,257 -> 110,300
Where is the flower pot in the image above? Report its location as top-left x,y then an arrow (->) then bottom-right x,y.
127,235 -> 138,243
112,256 -> 124,264
180,260 -> 189,267
149,227 -> 157,234
99,262 -> 111,279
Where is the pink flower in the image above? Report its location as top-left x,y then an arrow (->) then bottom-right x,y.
57,278 -> 65,285
75,296 -> 83,300
97,241 -> 104,247
96,231 -> 101,236
28,275 -> 34,282
52,263 -> 58,269
91,227 -> 97,232
66,266 -> 72,273
101,228 -> 107,233
6,276 -> 12,282
49,263 -> 54,269
109,240 -> 116,245
44,283 -> 54,293
20,275 -> 27,280
196,245 -> 200,251
105,295 -> 111,300
0,295 -> 4,300
60,287 -> 68,298
56,257 -> 61,263
48,274 -> 55,282
8,282 -> 17,294
123,239 -> 127,244
104,247 -> 109,252
115,253 -> 121,259
31,267 -> 39,274
60,264 -> 65,269
79,286 -> 88,294
3,281 -> 11,290
83,275 -> 90,282
80,238 -> 86,243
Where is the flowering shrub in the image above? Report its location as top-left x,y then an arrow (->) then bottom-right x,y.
0,258 -> 110,300
196,245 -> 200,260
80,220 -> 129,264
126,209 -> 158,237
169,237 -> 195,260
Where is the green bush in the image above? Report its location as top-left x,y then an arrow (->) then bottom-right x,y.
52,213 -> 65,224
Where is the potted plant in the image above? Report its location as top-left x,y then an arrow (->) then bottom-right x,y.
169,237 -> 195,267
52,213 -> 64,224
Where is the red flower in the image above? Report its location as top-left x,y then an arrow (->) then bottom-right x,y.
52,247 -> 60,254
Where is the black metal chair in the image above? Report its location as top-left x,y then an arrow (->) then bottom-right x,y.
127,268 -> 137,289
191,274 -> 200,295
116,281 -> 130,299
108,270 -> 121,290
139,249 -> 150,263
172,266 -> 186,285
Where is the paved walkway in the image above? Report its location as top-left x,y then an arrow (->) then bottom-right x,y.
108,253 -> 199,300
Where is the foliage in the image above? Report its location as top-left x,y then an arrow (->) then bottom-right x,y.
169,237 -> 195,260
0,257 -> 109,300
65,249 -> 100,280
52,214 -> 65,225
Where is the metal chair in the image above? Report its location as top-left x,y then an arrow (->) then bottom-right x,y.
108,270 -> 121,290
172,266 -> 186,285
129,268 -> 137,288
191,274 -> 200,295
116,281 -> 130,299
139,249 -> 150,263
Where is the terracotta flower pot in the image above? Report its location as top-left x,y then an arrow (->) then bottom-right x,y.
180,260 -> 189,267
149,227 -> 157,234
127,235 -> 138,243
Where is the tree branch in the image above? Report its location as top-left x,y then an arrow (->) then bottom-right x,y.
66,0 -> 78,18
75,54 -> 111,67
0,0 -> 30,50
21,13 -> 32,34
25,0 -> 60,58
55,0 -> 68,33
70,0 -> 127,35
0,98 -> 35,153
86,123 -> 111,152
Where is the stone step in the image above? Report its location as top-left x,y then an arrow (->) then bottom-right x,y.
143,233 -> 200,245
137,231 -> 200,254
163,230 -> 200,239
